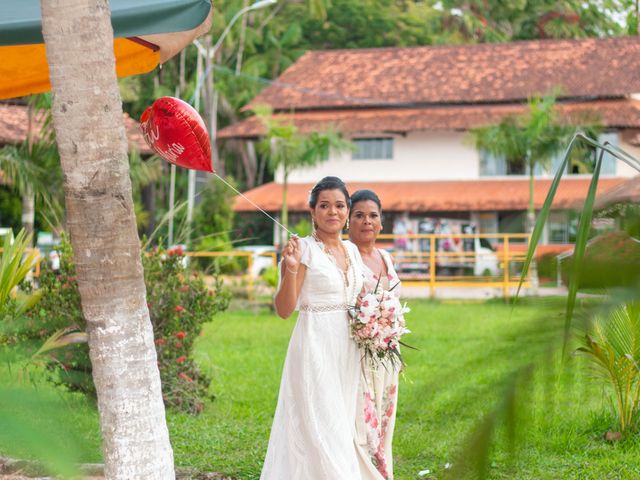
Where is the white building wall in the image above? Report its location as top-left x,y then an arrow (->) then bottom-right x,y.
274,130 -> 638,183
277,131 -> 479,183
618,138 -> 640,177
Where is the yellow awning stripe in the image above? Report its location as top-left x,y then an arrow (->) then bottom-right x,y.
0,38 -> 159,100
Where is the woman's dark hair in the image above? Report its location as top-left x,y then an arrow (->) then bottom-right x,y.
308,176 -> 350,208
350,189 -> 382,212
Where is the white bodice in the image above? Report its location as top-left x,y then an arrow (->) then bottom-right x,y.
295,236 -> 364,310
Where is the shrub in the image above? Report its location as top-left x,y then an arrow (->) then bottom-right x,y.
293,218 -> 312,237
0,229 -> 42,352
536,252 -> 558,282
560,231 -> 640,288
261,266 -> 279,289
23,238 -> 230,414
194,235 -> 244,275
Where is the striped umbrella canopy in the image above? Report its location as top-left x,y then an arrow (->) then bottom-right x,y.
0,0 -> 212,100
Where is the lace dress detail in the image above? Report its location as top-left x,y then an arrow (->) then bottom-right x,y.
261,236 -> 366,480
354,249 -> 401,480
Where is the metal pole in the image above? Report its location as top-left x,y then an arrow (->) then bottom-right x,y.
186,48 -> 204,248
168,164 -> 176,246
503,235 -> 510,302
429,235 -> 436,299
184,0 -> 277,244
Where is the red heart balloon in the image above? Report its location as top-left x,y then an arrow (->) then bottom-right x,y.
140,97 -> 213,172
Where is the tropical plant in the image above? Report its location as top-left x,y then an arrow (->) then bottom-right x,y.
0,102 -> 60,239
41,1 -> 176,475
437,0 -> 635,42
0,230 -> 40,323
471,94 -> 580,233
256,106 -> 352,243
128,149 -> 162,233
576,302 -> 640,433
293,217 -> 312,237
443,135 -> 640,479
518,133 -> 640,342
21,237 -> 230,414
0,229 -> 83,478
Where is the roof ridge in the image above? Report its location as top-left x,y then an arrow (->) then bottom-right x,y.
299,35 -> 638,56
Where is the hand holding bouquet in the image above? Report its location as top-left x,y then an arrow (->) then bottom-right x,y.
350,280 -> 412,370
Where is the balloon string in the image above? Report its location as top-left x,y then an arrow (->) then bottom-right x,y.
213,173 -> 295,238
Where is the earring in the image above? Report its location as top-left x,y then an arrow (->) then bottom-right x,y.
345,219 -> 350,232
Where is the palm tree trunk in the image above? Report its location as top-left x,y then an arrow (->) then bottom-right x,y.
142,182 -> 156,238
21,186 -> 35,239
281,165 -> 289,245
23,103 -> 36,242
40,1 -> 174,478
235,0 -> 250,74
528,161 -> 539,290
238,140 -> 257,188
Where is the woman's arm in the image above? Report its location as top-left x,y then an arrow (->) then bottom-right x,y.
274,236 -> 307,319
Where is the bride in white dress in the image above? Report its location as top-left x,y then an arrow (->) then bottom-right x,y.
261,176 -> 386,480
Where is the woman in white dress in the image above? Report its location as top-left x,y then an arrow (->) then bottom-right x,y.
349,189 -> 401,480
262,176 -> 373,480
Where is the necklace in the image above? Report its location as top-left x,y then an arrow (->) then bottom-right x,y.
312,232 -> 352,287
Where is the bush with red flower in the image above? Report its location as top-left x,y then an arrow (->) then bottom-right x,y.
22,236 -> 230,414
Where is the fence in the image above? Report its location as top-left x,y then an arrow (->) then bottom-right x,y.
23,233 -> 530,300
375,233 -> 531,299
191,233 -> 531,300
183,250 -> 278,300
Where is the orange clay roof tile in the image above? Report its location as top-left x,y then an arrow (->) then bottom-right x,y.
219,99 -> 640,139
246,37 -> 640,111
233,178 -> 626,213
0,103 -> 152,154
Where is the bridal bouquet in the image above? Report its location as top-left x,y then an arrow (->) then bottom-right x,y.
349,280 -> 411,369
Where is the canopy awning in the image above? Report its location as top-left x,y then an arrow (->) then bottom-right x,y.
233,178 -> 628,213
0,0 -> 212,100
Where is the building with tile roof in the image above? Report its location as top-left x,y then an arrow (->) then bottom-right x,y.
0,103 -> 152,156
218,36 -> 640,246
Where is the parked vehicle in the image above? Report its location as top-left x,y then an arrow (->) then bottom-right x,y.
393,218 -> 500,277
34,232 -> 61,271
236,245 -> 278,277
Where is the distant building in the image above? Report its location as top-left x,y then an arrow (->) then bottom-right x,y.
219,36 -> 640,246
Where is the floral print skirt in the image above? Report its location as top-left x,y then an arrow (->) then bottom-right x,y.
355,360 -> 399,480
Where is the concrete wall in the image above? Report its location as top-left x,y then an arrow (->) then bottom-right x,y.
275,129 -> 638,183
618,137 -> 640,177
278,131 -> 479,183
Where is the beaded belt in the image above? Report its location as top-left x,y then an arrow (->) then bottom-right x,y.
299,303 -> 350,313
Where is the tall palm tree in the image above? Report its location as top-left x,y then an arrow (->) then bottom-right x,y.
257,107 -> 352,244
40,1 -> 174,478
0,102 -> 58,239
471,95 -> 575,234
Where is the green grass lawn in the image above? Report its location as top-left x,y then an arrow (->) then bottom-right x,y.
3,298 -> 640,479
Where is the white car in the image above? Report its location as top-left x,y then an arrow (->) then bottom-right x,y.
237,245 -> 278,277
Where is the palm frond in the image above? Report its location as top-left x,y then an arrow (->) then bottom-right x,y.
564,148 -> 603,346
516,133 -> 640,316
0,229 -> 39,314
577,303 -> 640,432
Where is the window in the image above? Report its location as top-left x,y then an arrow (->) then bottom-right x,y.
599,132 -> 617,175
479,150 -> 527,176
352,138 -> 393,160
553,132 -> 618,176
479,150 -> 507,176
548,211 -> 569,243
548,211 -> 578,244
